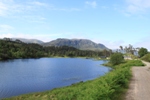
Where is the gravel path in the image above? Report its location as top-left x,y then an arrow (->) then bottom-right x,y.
125,61 -> 150,100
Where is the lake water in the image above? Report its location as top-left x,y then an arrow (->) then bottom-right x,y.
0,58 -> 110,99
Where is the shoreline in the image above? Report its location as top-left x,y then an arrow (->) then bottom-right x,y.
0,56 -> 104,61
3,60 -> 144,100
1,58 -> 107,99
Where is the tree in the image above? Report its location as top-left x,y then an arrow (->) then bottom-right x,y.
110,53 -> 124,65
138,47 -> 148,58
128,44 -> 134,55
15,39 -> 23,43
119,46 -> 123,53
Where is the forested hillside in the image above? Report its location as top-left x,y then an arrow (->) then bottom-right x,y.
0,38 -> 111,60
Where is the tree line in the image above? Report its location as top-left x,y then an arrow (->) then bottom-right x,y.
108,44 -> 149,66
117,44 -> 149,57
0,39 -> 112,60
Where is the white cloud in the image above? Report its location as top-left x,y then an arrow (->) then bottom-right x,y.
0,24 -> 14,29
0,0 -> 10,16
0,0 -> 81,19
0,0 -> 24,16
97,40 -> 126,50
125,0 -> 150,14
0,33 -> 33,40
134,42 -> 150,51
0,0 -> 50,24
56,8 -> 81,12
30,1 -> 48,7
0,33 -> 14,38
0,0 -> 49,17
18,15 -> 47,23
0,33 -> 63,42
134,36 -> 150,51
0,24 -> 14,32
101,6 -> 109,9
85,1 -> 97,8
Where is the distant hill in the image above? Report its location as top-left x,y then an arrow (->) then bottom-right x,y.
2,37 -> 109,51
11,38 -> 44,44
43,38 -> 109,51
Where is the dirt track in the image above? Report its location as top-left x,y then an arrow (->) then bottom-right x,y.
125,61 -> 150,100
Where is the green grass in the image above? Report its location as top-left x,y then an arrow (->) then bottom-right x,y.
3,60 -> 144,100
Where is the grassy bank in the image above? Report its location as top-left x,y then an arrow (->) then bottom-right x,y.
141,53 -> 150,62
4,60 -> 144,100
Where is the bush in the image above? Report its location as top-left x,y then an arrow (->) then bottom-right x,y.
110,53 -> 124,65
138,47 -> 148,58
141,53 -> 150,62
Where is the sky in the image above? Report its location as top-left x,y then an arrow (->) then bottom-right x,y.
0,0 -> 150,50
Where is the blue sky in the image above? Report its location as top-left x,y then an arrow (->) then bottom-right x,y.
0,0 -> 150,50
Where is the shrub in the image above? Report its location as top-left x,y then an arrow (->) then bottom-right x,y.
138,47 -> 148,58
141,53 -> 150,62
110,53 -> 124,65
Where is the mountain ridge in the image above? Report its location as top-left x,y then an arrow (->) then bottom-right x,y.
43,38 -> 109,51
2,37 -> 109,51
11,38 -> 44,44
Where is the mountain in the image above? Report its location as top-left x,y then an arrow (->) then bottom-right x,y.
43,38 -> 109,51
11,38 -> 44,44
